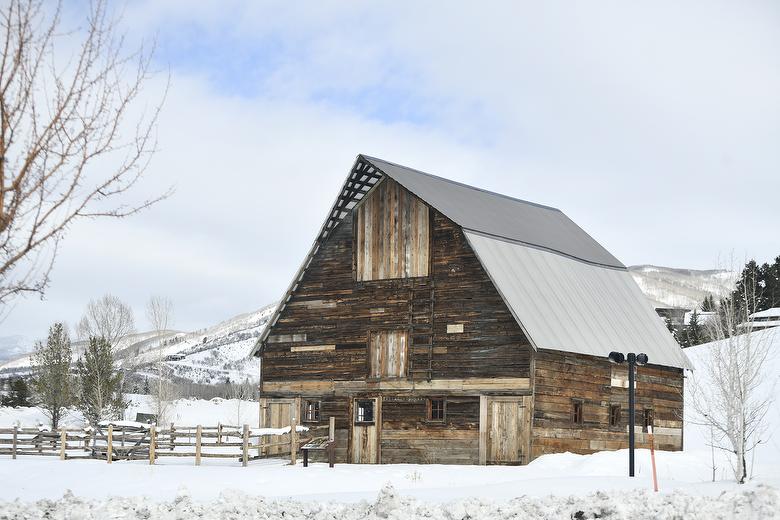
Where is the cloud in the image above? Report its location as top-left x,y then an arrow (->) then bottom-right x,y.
3,0 -> 778,342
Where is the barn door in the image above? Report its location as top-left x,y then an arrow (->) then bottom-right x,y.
483,396 -> 530,464
351,397 -> 380,463
259,398 -> 296,456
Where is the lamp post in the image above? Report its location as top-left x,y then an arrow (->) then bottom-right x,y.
608,351 -> 648,477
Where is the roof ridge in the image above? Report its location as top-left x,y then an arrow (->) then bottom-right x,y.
361,154 -> 562,213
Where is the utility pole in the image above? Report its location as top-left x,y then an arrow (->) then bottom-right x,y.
609,351 -> 648,478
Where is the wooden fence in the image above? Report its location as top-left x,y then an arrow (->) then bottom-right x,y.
0,417 -> 335,467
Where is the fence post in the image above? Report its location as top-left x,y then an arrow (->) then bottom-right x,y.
59,428 -> 66,460
328,416 -> 335,468
12,426 -> 17,460
107,424 -> 113,464
149,425 -> 156,465
290,418 -> 297,466
242,424 -> 249,467
195,425 -> 202,466
170,423 -> 175,451
217,423 -> 222,446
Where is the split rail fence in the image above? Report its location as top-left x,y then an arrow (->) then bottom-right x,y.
0,416 -> 335,467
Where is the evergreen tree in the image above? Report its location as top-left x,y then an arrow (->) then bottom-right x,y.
30,323 -> 73,428
75,336 -> 126,426
1,378 -> 32,407
701,294 -> 716,312
664,317 -> 681,345
685,310 -> 703,347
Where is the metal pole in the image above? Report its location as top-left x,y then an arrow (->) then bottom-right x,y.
628,352 -> 636,477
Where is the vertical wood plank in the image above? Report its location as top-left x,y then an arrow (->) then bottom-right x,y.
12,426 -> 17,459
107,424 -> 113,464
242,424 -> 249,467
479,396 -> 487,465
149,425 -> 156,465
195,425 -> 202,466
290,416 -> 297,465
59,428 -> 66,460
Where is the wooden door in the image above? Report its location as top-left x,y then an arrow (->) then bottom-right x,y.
351,397 -> 380,463
259,398 -> 296,456
483,396 -> 530,464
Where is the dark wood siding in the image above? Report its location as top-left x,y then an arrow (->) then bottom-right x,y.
531,350 -> 684,459
261,185 -> 532,384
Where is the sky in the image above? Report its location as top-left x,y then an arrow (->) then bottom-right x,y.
1,0 -> 779,347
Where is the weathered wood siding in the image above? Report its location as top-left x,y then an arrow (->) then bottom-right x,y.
380,396 -> 480,464
531,350 -> 684,459
368,330 -> 408,379
261,190 -> 532,385
355,178 -> 430,281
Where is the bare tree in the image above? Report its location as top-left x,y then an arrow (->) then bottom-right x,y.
145,295 -> 176,424
689,265 -> 775,483
0,0 -> 169,313
227,378 -> 256,426
77,293 -> 135,347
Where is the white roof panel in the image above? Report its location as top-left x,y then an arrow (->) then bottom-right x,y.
465,231 -> 692,369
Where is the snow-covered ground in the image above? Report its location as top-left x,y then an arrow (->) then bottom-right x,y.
1,330 -> 779,517
0,394 -> 261,429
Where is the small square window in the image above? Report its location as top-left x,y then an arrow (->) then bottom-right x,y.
572,401 -> 583,424
427,398 -> 445,422
643,409 -> 654,432
304,401 -> 320,422
355,399 -> 375,424
609,404 -> 621,427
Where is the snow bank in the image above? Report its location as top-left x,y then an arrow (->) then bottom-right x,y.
0,483 -> 775,520
250,425 -> 309,436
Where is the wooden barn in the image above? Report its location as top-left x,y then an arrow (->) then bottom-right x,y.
250,155 -> 691,465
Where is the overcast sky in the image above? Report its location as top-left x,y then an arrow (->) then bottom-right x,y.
2,0 -> 779,344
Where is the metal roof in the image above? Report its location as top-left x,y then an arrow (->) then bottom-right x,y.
465,232 -> 692,369
365,156 -> 624,269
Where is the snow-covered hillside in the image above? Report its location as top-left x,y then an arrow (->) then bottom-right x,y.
0,304 -> 276,385
628,264 -> 737,310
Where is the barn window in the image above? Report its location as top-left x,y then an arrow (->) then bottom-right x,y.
303,401 -> 320,423
355,399 -> 375,424
355,178 -> 430,281
572,401 -> 583,424
368,330 -> 408,379
609,404 -> 621,427
643,409 -> 654,432
427,398 -> 446,422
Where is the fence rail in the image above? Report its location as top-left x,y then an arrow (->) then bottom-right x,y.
0,417 -> 335,467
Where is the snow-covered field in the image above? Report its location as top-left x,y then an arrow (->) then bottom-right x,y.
1,330 -> 779,518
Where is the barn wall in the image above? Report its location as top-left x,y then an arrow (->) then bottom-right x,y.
260,185 -> 532,384
531,350 -> 684,460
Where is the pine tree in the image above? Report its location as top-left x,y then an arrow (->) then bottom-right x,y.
686,310 -> 703,347
75,336 -> 126,426
30,323 -> 73,428
701,294 -> 716,312
1,378 -> 32,407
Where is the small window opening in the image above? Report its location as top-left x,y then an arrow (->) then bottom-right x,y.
609,404 -> 621,427
355,399 -> 375,424
304,401 -> 320,422
427,398 -> 445,422
572,401 -> 583,424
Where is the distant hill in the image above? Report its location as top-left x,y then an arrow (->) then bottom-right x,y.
0,303 -> 276,385
628,265 -> 737,310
